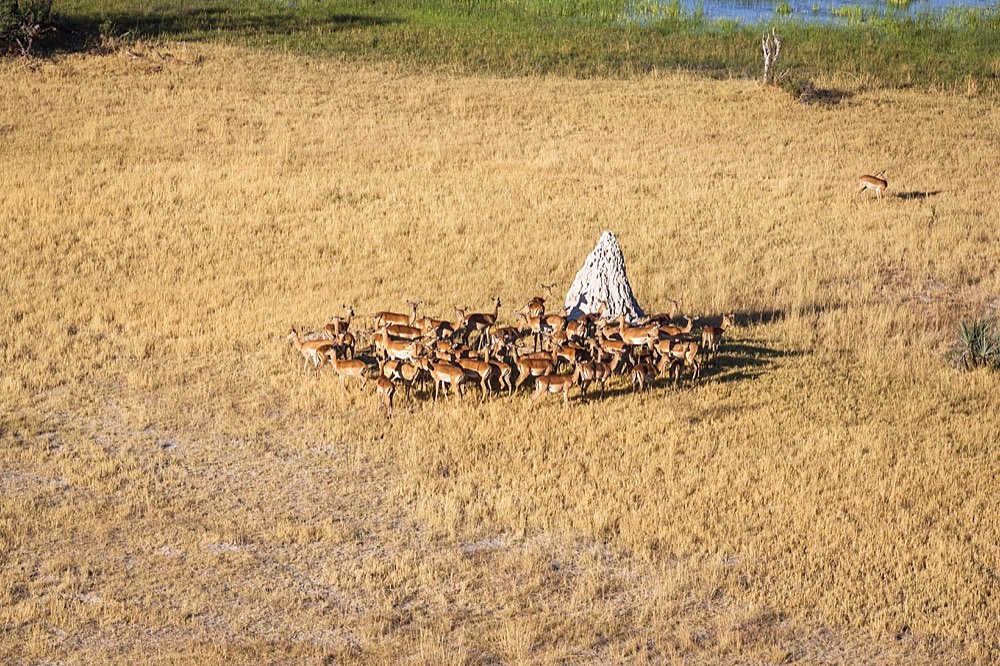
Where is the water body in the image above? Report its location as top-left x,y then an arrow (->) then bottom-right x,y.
651,0 -> 999,25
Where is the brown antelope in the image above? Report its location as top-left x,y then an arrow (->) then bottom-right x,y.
542,310 -> 568,336
632,361 -> 658,392
328,347 -> 368,389
376,327 -> 423,363
575,360 -> 611,400
659,341 -> 701,384
565,317 -> 591,342
487,355 -> 515,396
525,283 -> 553,318
323,305 -> 355,338
517,311 -> 547,352
383,322 -> 424,341
373,299 -> 420,329
857,170 -> 888,200
553,342 -> 589,371
489,325 -> 520,351
337,331 -> 356,359
701,314 -> 734,362
375,361 -> 396,419
457,353 -> 498,402
531,366 -> 579,408
513,352 -> 555,393
462,297 -> 501,348
381,359 -> 423,399
286,328 -> 334,373
646,299 -> 683,326
593,335 -> 629,374
659,315 -> 697,339
414,312 -> 449,337
618,315 -> 660,348
429,360 -> 466,400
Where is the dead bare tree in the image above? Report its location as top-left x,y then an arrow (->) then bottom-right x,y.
762,28 -> 782,85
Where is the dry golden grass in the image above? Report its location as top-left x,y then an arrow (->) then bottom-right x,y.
2,43 -> 1000,663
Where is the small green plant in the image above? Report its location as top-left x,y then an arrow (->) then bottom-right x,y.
775,0 -> 794,16
950,314 -> 1000,370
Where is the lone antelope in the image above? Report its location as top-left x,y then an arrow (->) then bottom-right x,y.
857,170 -> 888,201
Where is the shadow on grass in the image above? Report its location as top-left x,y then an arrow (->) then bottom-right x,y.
896,190 -> 942,201
39,7 -> 398,54
733,301 -> 850,328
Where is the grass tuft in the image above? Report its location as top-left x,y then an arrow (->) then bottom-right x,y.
951,314 -> 1000,370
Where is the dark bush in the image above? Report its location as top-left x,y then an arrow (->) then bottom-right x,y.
1,0 -> 56,56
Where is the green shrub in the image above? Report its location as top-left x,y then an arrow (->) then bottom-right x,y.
951,314 -> 1000,370
1,0 -> 54,55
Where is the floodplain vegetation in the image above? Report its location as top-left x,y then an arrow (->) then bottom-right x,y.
2,40 -> 1000,664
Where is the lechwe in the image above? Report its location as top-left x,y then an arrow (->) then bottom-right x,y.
857,170 -> 888,200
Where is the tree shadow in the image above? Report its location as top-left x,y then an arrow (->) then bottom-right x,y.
799,85 -> 854,106
896,190 -> 942,201
43,7 -> 399,54
731,301 -> 848,328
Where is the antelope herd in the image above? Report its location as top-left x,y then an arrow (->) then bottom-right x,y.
287,287 -> 738,419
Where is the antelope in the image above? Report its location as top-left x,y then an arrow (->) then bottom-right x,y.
632,361 -> 658,392
517,311 -> 548,352
513,352 -> 555,393
659,341 -> 701,384
414,313 -> 449,337
323,305 -> 355,338
328,347 -> 368,389
578,300 -> 607,328
489,325 -> 521,351
525,283 -> 554,318
382,359 -> 424,399
593,335 -> 630,374
659,315 -> 697,339
377,327 -> 424,363
618,315 -> 660,348
375,361 -> 395,419
382,322 -> 424,341
487,355 -> 515,396
337,331 -> 356,359
857,170 -> 888,200
457,353 -> 498,402
565,318 -> 590,342
428,360 -> 466,400
701,314 -> 735,362
286,328 -> 333,373
575,360 -> 611,400
462,297 -> 501,348
553,342 -> 589,372
542,311 -> 568,336
531,366 -> 579,408
373,299 -> 420,329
